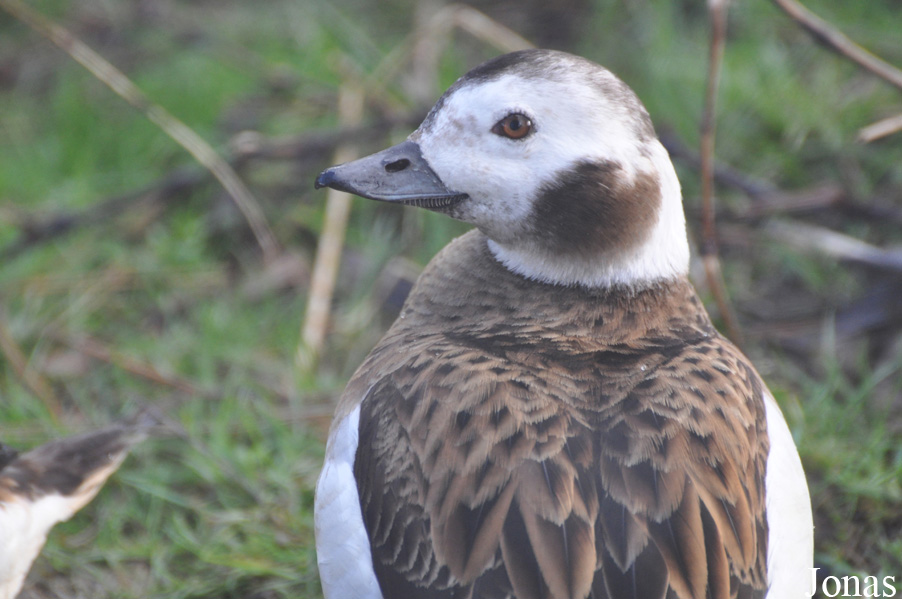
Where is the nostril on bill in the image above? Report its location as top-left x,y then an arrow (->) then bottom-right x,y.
384,158 -> 411,173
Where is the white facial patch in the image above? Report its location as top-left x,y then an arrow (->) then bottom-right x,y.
412,66 -> 690,288
416,73 -> 643,237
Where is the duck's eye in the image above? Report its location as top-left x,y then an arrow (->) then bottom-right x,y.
492,113 -> 533,140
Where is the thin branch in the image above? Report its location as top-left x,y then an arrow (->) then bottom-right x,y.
1,116 -> 422,263
0,0 -> 281,262
298,76 -> 365,370
858,113 -> 902,144
839,194 -> 902,228
0,167 -> 202,263
231,120 -> 421,163
765,220 -> 902,272
444,4 -> 535,53
406,3 -> 534,105
739,184 -> 845,219
659,131 -> 776,199
700,0 -> 727,256
700,0 -> 744,345
662,132 -> 902,226
769,0 -> 902,92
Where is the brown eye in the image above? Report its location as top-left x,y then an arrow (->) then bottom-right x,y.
492,113 -> 533,140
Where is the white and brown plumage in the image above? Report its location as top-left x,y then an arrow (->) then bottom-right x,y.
0,413 -> 158,599
314,49 -> 813,599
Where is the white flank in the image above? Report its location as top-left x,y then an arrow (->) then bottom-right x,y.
0,493 -> 84,599
314,405 -> 383,599
762,392 -> 814,599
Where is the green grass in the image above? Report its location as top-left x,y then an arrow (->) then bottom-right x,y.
1,0 -> 901,596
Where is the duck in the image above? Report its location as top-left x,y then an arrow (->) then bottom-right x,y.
0,411 -> 160,599
313,48 -> 813,599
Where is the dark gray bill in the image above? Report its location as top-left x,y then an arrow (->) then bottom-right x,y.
314,140 -> 467,211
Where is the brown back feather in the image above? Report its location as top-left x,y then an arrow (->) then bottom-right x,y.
346,231 -> 769,599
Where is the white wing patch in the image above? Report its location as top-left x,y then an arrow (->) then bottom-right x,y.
314,405 -> 383,599
762,392 -> 814,599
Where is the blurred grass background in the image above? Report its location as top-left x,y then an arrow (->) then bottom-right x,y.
0,0 -> 900,597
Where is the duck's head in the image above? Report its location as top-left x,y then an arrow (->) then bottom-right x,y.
316,49 -> 689,288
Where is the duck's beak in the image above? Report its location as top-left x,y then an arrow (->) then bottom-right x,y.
315,140 -> 467,210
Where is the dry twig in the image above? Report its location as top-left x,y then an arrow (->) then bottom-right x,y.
739,184 -> 845,220
0,167 -> 201,263
662,133 -> 902,226
444,4 -> 535,52
769,0 -> 902,92
298,78 -> 365,369
700,0 -> 744,344
0,0 -> 280,262
765,220 -> 902,272
1,118 -> 421,262
229,117 -> 422,164
407,3 -> 534,104
659,131 -> 776,199
858,113 -> 902,144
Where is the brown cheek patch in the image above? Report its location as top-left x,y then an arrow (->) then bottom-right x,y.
529,160 -> 661,258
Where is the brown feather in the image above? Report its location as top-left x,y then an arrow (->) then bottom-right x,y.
599,542 -> 670,599
701,502 -> 732,599
597,494 -> 650,572
346,231 -> 769,599
646,485 -> 708,599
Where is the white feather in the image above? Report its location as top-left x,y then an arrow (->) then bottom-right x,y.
762,391 -> 814,599
0,493 -> 84,599
314,405 -> 383,599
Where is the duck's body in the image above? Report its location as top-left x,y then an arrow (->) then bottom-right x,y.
0,414 -> 158,599
314,49 -> 813,599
